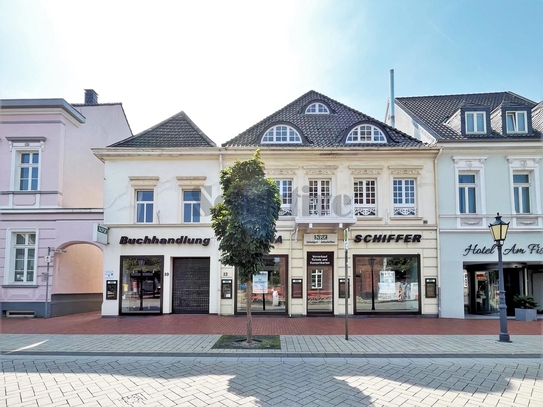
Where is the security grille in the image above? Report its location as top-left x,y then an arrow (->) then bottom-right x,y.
172,258 -> 210,314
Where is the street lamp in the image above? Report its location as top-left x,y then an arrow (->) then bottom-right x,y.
488,213 -> 510,343
368,257 -> 376,311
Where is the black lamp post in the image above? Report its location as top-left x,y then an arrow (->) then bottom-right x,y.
137,258 -> 146,311
488,213 -> 510,343
368,257 -> 376,311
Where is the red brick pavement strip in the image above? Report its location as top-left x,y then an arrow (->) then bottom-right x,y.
1,311 -> 542,335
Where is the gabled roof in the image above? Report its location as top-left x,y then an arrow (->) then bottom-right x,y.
223,90 -> 424,148
395,91 -> 542,141
109,111 -> 216,148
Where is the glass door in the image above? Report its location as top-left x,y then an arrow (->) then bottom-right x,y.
307,252 -> 334,314
120,257 -> 162,314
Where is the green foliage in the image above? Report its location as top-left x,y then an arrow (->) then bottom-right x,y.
211,150 -> 281,283
513,295 -> 538,309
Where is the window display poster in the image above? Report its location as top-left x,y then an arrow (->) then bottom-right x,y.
253,271 -> 268,294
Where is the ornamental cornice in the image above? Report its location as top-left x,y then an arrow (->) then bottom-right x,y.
304,165 -> 337,176
265,169 -> 297,176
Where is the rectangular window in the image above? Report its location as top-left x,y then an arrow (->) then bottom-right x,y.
311,269 -> 323,289
393,179 -> 416,216
183,190 -> 201,222
136,190 -> 154,223
465,112 -> 486,133
12,232 -> 36,283
458,173 -> 477,213
275,180 -> 293,216
18,152 -> 39,191
513,173 -> 531,213
506,111 -> 527,133
354,179 -> 376,216
309,180 -> 330,216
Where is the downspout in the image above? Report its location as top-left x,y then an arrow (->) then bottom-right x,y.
289,225 -> 298,318
217,152 -> 223,316
434,147 -> 443,318
390,69 -> 395,128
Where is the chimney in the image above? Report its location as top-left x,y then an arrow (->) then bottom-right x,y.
389,69 -> 395,128
84,89 -> 98,105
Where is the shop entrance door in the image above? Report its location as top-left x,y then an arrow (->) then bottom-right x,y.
307,252 -> 334,314
120,257 -> 163,315
172,258 -> 210,314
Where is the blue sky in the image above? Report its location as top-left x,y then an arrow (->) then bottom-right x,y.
1,0 -> 541,144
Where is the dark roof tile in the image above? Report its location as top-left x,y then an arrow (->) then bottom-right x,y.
223,90 -> 424,148
109,111 -> 216,148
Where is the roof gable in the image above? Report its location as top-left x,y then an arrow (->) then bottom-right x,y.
109,111 -> 216,148
223,90 -> 423,148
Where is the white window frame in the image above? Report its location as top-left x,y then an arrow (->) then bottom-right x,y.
507,157 -> 541,226
512,172 -> 531,214
135,190 -> 155,223
10,142 -> 44,192
129,176 -> 159,225
183,190 -> 202,223
308,179 -> 331,216
453,157 -> 487,223
311,269 -> 323,289
275,179 -> 293,216
392,178 -> 416,216
458,172 -> 478,214
305,102 -> 330,114
506,111 -> 528,133
261,125 -> 302,144
465,112 -> 486,134
353,179 -> 377,216
346,125 -> 386,143
4,229 -> 38,285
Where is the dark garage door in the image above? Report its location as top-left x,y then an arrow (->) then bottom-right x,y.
172,257 -> 210,314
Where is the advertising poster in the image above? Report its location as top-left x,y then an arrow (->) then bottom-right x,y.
253,271 -> 268,294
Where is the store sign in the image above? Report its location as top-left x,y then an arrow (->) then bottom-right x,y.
93,223 -> 109,244
354,234 -> 422,243
119,235 -> 211,246
304,234 -> 338,245
463,243 -> 543,256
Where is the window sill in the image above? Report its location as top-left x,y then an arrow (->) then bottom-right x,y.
2,284 -> 39,288
356,216 -> 383,221
390,216 -> 423,221
0,191 -> 60,195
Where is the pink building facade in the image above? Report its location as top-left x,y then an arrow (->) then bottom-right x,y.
0,90 -> 132,317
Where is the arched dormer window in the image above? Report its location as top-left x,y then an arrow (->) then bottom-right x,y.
261,125 -> 302,144
346,124 -> 386,143
305,102 -> 330,114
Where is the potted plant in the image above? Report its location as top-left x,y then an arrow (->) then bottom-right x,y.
513,295 -> 539,321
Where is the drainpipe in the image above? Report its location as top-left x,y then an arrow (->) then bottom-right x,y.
217,152 -> 223,316
434,147 -> 443,318
390,69 -> 395,128
289,225 -> 298,318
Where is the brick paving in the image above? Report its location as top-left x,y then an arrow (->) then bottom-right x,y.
1,311 -> 542,335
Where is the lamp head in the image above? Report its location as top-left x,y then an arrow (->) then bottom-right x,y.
488,213 -> 509,244
137,258 -> 146,267
368,257 -> 376,268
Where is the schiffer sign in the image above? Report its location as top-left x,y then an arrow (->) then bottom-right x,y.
119,235 -> 211,246
354,234 -> 422,243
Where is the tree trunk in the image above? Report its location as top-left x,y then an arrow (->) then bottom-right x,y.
246,276 -> 253,343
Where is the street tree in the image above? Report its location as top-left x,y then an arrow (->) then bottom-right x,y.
211,150 -> 281,343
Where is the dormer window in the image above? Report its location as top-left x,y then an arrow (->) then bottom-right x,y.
506,111 -> 527,133
262,125 -> 302,144
465,112 -> 486,134
305,102 -> 330,114
346,125 -> 386,143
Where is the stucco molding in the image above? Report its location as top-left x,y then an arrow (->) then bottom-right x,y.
303,165 -> 337,176
388,165 -> 423,176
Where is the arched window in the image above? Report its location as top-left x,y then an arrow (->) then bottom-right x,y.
346,125 -> 386,143
305,102 -> 330,114
261,125 -> 302,143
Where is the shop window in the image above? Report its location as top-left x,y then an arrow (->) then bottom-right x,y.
235,255 -> 288,314
353,255 -> 420,313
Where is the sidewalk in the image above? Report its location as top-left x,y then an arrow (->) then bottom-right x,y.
1,312 -> 542,358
